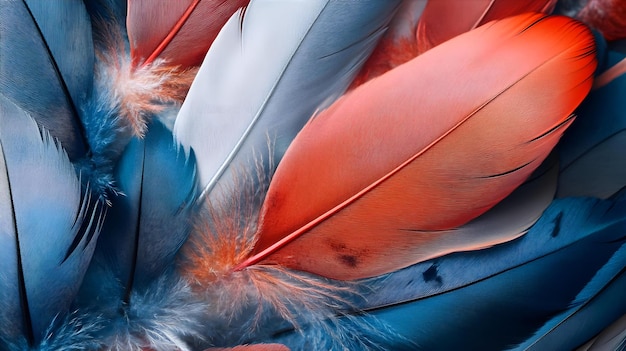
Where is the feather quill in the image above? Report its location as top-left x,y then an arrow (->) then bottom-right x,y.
416,0 -> 558,54
0,95 -> 103,347
127,0 -> 248,68
237,13 -> 596,280
0,0 -> 93,161
173,0 -> 402,203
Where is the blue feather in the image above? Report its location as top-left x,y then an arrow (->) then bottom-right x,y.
0,95 -> 103,347
557,34 -> 626,199
0,0 -> 92,161
349,196 -> 626,350
76,120 -> 201,349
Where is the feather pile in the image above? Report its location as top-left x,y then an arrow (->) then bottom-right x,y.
1,0 -> 626,350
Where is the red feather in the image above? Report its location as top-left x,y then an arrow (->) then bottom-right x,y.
236,13 -> 596,280
577,0 -> 626,41
127,0 -> 248,68
416,0 -> 557,54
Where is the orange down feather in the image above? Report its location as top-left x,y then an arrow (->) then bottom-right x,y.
235,13 -> 597,280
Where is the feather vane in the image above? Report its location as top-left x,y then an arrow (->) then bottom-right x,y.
239,13 -> 597,280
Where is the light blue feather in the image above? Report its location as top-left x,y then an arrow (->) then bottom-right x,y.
0,94 -> 103,347
0,0 -> 92,161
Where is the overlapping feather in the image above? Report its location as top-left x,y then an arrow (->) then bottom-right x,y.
416,0 -> 558,54
76,121 -> 201,350
0,95 -> 103,349
0,0 -> 92,161
174,0 -> 401,204
238,13 -> 597,280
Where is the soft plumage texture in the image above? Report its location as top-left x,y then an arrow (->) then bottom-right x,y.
75,23 -> 197,198
241,13 -> 596,280
343,196 -> 626,350
181,181 -> 398,351
127,0 -> 248,68
78,272 -> 205,351
416,0 -> 558,54
76,121 -> 199,350
557,37 -> 626,199
173,0 -> 401,203
0,0 -> 91,161
0,95 -> 103,346
349,0 -> 427,88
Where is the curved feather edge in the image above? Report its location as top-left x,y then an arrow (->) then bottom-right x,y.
557,43 -> 626,199
0,0 -> 91,160
415,0 -> 557,54
241,13 -> 596,280
0,95 -> 103,346
347,196 -> 626,350
173,0 -> 401,203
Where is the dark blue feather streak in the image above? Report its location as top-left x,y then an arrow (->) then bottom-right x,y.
358,197 -> 626,350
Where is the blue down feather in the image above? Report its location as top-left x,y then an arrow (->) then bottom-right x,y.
0,95 -> 103,349
0,0 -> 92,161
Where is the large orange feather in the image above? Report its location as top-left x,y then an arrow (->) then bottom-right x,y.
416,0 -> 557,54
236,13 -> 596,280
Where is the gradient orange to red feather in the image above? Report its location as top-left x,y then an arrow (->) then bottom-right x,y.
127,0 -> 249,68
237,13 -> 597,280
577,0 -> 626,41
416,0 -> 557,54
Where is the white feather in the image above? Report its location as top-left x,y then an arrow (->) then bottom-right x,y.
174,0 -> 401,200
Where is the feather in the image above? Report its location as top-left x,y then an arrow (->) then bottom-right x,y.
349,0 -> 427,88
237,13 -> 596,280
416,0 -> 557,54
0,0 -> 93,161
561,0 -> 626,41
578,314 -> 626,351
173,0 -> 402,203
0,95 -> 103,347
340,196 -> 626,350
76,120 -> 201,350
557,39 -> 626,198
127,0 -> 248,68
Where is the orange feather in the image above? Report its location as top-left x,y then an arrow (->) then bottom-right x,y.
416,0 -> 557,54
236,13 -> 596,280
127,0 -> 248,68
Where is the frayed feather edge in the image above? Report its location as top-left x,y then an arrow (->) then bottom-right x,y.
77,272 -> 206,351
179,165 -> 409,350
